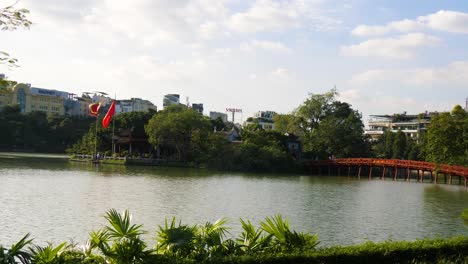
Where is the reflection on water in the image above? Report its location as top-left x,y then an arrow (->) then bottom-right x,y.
0,154 -> 466,247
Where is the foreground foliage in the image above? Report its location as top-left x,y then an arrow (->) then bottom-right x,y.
1,209 -> 467,264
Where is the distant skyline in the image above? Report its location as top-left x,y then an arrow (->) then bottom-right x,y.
1,0 -> 467,124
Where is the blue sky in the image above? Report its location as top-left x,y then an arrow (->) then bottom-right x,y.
1,0 -> 467,123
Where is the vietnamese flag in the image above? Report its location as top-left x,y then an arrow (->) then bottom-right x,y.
102,100 -> 116,128
89,103 -> 101,117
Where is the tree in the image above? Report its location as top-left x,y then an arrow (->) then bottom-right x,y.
145,106 -> 212,161
392,130 -> 406,159
425,109 -> 468,166
293,89 -> 369,159
273,114 -> 301,135
295,88 -> 337,133
373,130 -> 393,158
1,2 -> 31,68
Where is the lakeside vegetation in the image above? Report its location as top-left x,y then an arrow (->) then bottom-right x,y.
1,209 -> 467,264
68,89 -> 370,172
0,105 -> 93,153
0,88 -> 466,171
372,105 -> 468,166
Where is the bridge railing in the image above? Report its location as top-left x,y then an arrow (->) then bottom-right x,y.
305,158 -> 467,177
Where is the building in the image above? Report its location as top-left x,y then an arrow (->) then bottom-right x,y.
92,93 -> 112,105
8,83 -> 69,115
254,111 -> 276,120
244,110 -> 277,130
68,93 -> 92,117
209,111 -> 228,123
163,94 -> 180,108
115,98 -> 157,114
192,103 -> 203,114
0,83 -> 95,117
365,112 -> 434,141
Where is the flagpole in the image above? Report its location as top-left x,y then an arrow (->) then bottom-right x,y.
112,93 -> 116,156
94,113 -> 98,160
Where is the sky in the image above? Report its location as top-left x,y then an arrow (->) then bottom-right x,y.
1,0 -> 468,124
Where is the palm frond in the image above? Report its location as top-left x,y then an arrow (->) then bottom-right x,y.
237,218 -> 271,253
30,242 -> 67,263
260,214 -> 290,242
104,209 -> 146,240
155,217 -> 196,257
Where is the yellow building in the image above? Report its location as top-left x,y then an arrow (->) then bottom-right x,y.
8,83 -> 67,115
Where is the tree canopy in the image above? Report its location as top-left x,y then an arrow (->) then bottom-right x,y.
274,89 -> 369,159
145,106 -> 211,161
424,107 -> 468,166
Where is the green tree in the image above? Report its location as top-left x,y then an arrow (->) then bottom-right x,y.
294,89 -> 369,159
313,101 -> 369,158
145,106 -> 211,161
392,130 -> 407,159
425,108 -> 468,166
273,114 -> 301,135
296,88 -> 337,133
210,117 -> 226,132
373,130 -> 393,158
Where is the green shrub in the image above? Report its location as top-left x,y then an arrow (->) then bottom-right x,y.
1,211 -> 467,264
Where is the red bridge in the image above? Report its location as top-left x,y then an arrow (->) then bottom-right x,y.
305,158 -> 468,187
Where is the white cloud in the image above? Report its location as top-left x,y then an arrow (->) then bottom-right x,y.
341,33 -> 440,59
240,40 -> 292,53
420,10 -> 468,34
271,67 -> 290,77
339,89 -> 363,102
228,0 -> 341,33
352,10 -> 468,36
350,61 -> 468,85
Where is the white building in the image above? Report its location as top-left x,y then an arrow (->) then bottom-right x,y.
210,111 -> 228,123
115,98 -> 157,114
244,110 -> 277,130
365,113 -> 433,141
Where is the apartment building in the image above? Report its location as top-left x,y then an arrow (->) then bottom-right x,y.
365,112 -> 434,141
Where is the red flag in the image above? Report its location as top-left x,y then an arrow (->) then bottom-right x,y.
89,103 -> 101,117
102,100 -> 116,128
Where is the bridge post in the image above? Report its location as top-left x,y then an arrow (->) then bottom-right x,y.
358,166 -> 362,179
465,177 -> 467,188
393,167 -> 398,180
328,165 -> 331,176
338,166 -> 341,177
444,174 -> 447,184
382,166 -> 386,180
430,171 -> 433,183
420,170 -> 423,183
348,166 -> 351,178
406,168 -> 410,181
449,174 -> 452,185
369,166 -> 373,180
435,172 -> 438,184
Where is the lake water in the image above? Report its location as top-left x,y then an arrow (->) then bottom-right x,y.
0,153 -> 467,247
